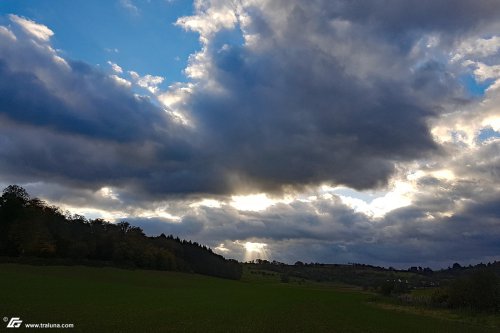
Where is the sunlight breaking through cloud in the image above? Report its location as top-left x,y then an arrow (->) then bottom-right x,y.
243,242 -> 269,262
230,194 -> 275,212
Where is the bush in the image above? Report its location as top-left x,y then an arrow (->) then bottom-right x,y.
430,288 -> 449,308
378,280 -> 408,296
432,269 -> 500,312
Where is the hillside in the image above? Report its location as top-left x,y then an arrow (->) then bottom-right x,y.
0,263 -> 496,333
245,259 -> 500,290
0,185 -> 241,280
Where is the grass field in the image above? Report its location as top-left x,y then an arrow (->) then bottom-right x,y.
0,264 -> 496,332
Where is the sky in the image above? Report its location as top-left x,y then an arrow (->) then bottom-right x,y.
1,0 -> 500,268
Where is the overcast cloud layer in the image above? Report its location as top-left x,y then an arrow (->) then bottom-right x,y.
1,1 -> 500,267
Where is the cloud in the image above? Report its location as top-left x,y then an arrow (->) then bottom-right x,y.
172,0 -> 469,192
120,0 -> 140,15
122,172 -> 500,267
129,71 -> 165,94
98,70 -> 500,267
125,150 -> 500,267
1,1 -> 500,267
472,63 -> 500,82
9,14 -> 54,41
330,0 -> 500,44
107,61 -> 123,74
105,48 -> 120,53
109,74 -> 132,88
453,36 -> 500,61
0,26 -> 16,41
0,17 -> 203,195
4,1 -> 498,197
0,48 -> 168,142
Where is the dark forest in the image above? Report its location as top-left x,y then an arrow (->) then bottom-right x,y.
0,185 -> 242,280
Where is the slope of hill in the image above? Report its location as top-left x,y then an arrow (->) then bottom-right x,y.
0,263 -> 496,333
0,185 -> 241,280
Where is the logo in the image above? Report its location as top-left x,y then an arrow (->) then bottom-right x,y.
6,317 -> 23,328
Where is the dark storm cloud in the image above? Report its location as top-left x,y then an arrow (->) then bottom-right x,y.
176,0 -> 485,193
122,132 -> 500,267
1,1 -> 499,197
377,204 -> 500,266
129,217 -> 205,237
0,36 -> 171,142
0,19 -> 206,194
335,0 -> 500,36
126,180 -> 500,267
0,61 -> 149,142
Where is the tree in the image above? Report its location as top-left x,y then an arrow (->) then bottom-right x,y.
0,185 -> 31,255
442,269 -> 500,311
0,185 -> 243,280
8,218 -> 56,256
1,185 -> 30,203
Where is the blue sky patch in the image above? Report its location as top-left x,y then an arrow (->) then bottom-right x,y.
0,0 -> 199,86
478,127 -> 500,142
460,74 -> 494,97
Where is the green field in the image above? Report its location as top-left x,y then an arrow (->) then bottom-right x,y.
0,264 -> 496,332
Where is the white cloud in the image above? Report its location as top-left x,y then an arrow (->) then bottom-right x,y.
430,169 -> 456,181
158,84 -> 192,107
137,75 -> 164,94
52,55 -> 70,69
176,0 -> 239,44
110,74 -> 132,88
9,14 -> 53,41
0,26 -> 16,41
214,243 -> 230,253
129,70 -> 140,80
57,203 -> 126,221
105,48 -> 120,53
477,63 -> 500,82
469,62 -> 500,82
129,71 -> 164,94
452,36 -> 500,61
190,198 -> 223,209
107,61 -> 123,74
135,211 -> 181,221
158,83 -> 195,126
230,193 -> 275,211
120,0 -> 139,15
329,181 -> 413,219
98,187 -> 120,201
432,61 -> 500,147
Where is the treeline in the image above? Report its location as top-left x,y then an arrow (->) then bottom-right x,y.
0,185 -> 242,280
245,259 -> 427,288
389,270 -> 500,313
375,262 -> 500,312
431,270 -> 500,312
246,259 -> 500,312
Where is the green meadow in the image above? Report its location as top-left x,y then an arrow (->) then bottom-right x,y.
0,264 -> 496,333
